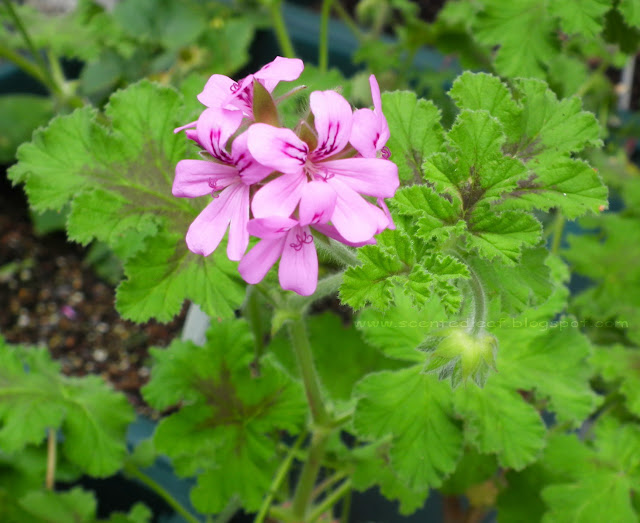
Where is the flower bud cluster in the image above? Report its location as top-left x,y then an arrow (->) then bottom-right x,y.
173,57 -> 399,295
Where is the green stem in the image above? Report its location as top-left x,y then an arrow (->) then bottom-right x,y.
255,432 -> 306,523
316,237 -> 361,267
339,486 -> 352,523
268,0 -> 296,58
291,429 -> 331,520
2,0 -> 51,78
308,479 -> 352,523
214,498 -> 240,523
551,212 -> 565,255
466,264 -> 487,336
287,271 -> 344,313
46,428 -> 56,490
124,464 -> 200,523
319,0 -> 333,72
288,317 -> 330,426
312,470 -> 348,500
331,0 -> 364,41
0,41 -> 51,89
244,286 -> 266,371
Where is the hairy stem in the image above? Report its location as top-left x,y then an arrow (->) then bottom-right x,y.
292,429 -> 331,520
124,464 -> 200,523
288,315 -> 332,519
466,263 -> 487,336
46,428 -> 56,490
0,41 -> 50,88
255,432 -> 306,523
2,0 -> 49,76
551,212 -> 565,255
288,317 -> 330,426
308,479 -> 352,523
319,0 -> 333,72
331,0 -> 364,41
269,0 -> 296,59
316,237 -> 361,267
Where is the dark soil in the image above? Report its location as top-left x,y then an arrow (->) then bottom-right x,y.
0,172 -> 185,414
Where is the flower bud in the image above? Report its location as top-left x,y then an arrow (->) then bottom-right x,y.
419,329 -> 498,388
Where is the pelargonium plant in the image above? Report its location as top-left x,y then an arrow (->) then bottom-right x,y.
7,43 -> 634,522
172,57 -> 399,295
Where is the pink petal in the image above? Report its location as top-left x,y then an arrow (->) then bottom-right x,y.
369,74 -> 390,144
231,132 -> 274,185
247,216 -> 297,239
173,160 -> 237,197
174,120 -> 197,134
226,185 -> 250,261
350,109 -> 379,158
196,108 -> 243,161
185,183 -> 243,256
368,201 -> 390,233
247,123 -> 308,174
377,197 -> 396,230
197,75 -> 236,108
239,237 -> 287,285
254,57 -> 304,92
312,223 -> 376,247
279,226 -> 318,296
251,172 -> 307,218
327,178 -> 379,243
299,180 -> 337,225
309,90 -> 353,160
322,158 -> 399,198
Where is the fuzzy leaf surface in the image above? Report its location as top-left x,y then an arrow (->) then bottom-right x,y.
353,366 -> 463,490
8,81 -> 246,322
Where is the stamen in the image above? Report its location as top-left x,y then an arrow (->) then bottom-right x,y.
381,146 -> 391,159
230,82 -> 240,92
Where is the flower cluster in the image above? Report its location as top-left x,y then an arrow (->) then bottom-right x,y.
173,57 -> 399,295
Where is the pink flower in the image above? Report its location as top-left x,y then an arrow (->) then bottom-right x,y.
173,108 -> 272,260
247,90 -> 399,243
238,216 -> 318,296
350,75 -> 391,159
197,56 -> 304,118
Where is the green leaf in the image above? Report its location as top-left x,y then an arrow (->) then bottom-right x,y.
381,91 -> 444,181
564,214 -> 640,345
474,0 -> 559,78
549,0 -> 610,37
497,159 -> 608,219
340,228 -> 468,312
9,80 -> 246,322
540,419 -> 640,522
339,244 -> 405,311
466,210 -> 542,264
592,345 -> 640,417
619,0 -> 640,28
505,78 -> 602,163
19,487 -> 96,523
0,339 -> 134,477
356,290 -> 449,362
116,231 -> 245,323
454,377 -> 546,469
143,319 -> 307,513
0,95 -> 53,164
472,247 -> 554,314
353,366 -> 463,490
449,72 -> 521,138
200,18 -> 256,76
350,442 -> 429,515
